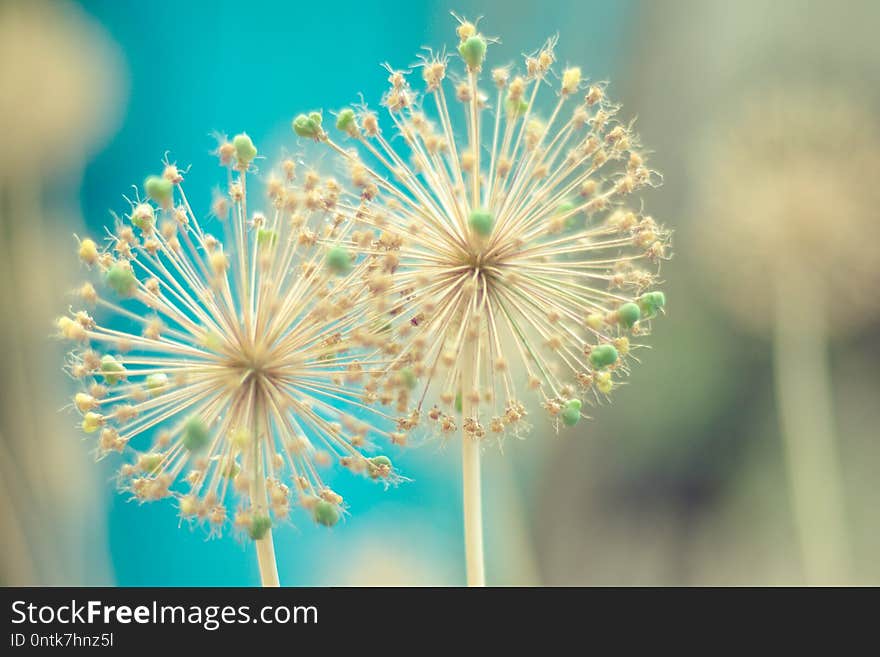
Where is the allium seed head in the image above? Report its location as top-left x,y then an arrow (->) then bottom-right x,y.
62,137 -> 408,537
297,16 -> 671,440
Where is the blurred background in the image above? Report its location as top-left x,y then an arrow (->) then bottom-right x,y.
1,0 -> 878,586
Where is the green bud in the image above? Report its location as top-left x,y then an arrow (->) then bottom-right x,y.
370,455 -> 392,469
325,245 -> 352,274
335,108 -> 358,135
145,373 -> 169,396
589,344 -> 618,369
561,399 -> 582,427
105,264 -> 137,297
313,500 -> 340,527
181,415 -> 210,452
222,458 -> 240,478
292,112 -> 323,139
140,453 -> 164,474
400,368 -> 417,390
232,133 -> 257,166
459,35 -> 487,69
638,291 -> 666,318
505,97 -> 529,117
248,514 -> 272,540
556,199 -> 578,230
468,208 -> 494,237
617,302 -> 641,328
144,175 -> 173,206
256,228 -> 277,249
100,355 -> 125,384
131,204 -> 155,231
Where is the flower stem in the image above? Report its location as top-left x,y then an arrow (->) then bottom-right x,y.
773,271 -> 850,585
251,385 -> 280,587
254,526 -> 280,587
460,339 -> 485,586
462,434 -> 485,586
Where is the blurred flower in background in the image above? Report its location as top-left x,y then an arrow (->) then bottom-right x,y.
0,0 -> 125,585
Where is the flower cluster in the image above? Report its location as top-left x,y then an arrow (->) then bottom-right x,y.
59,134 -> 403,538
293,17 -> 670,441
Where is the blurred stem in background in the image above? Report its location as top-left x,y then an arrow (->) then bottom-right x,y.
774,270 -> 850,584
461,339 -> 485,586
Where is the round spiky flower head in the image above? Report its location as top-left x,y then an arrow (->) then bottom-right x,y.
693,87 -> 880,335
59,134 -> 405,540
294,17 -> 671,440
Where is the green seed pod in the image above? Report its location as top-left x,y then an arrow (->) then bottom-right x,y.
248,514 -> 272,540
292,112 -> 323,139
459,35 -> 487,69
313,500 -> 340,527
335,108 -> 358,135
556,199 -> 578,230
222,458 -> 240,478
638,291 -> 666,318
370,455 -> 392,469
105,264 -> 137,297
400,367 -> 417,390
232,133 -> 258,166
145,372 -> 169,396
256,229 -> 277,249
589,343 -> 618,369
140,453 -> 164,473
131,203 -> 155,231
468,208 -> 494,237
617,302 -> 641,328
100,355 -> 125,384
325,245 -> 352,274
505,97 -> 529,117
144,175 -> 173,206
181,415 -> 210,452
561,399 -> 582,427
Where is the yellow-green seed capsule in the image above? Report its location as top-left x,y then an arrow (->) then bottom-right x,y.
145,373 -> 168,396
248,514 -> 272,540
131,203 -> 155,231
82,412 -> 103,433
561,399 -> 582,427
139,453 -> 164,473
595,371 -> 613,394
335,108 -> 358,136
505,97 -> 529,117
144,175 -> 173,206
556,199 -> 577,230
100,355 -> 125,384
230,428 -> 250,449
459,35 -> 487,69
182,415 -> 210,452
468,209 -> 494,237
222,459 -> 240,478
313,500 -> 340,527
589,344 -> 618,369
105,264 -> 137,297
617,302 -> 641,328
326,246 -> 352,274
233,133 -> 257,166
256,229 -> 277,249
638,291 -> 666,318
292,112 -> 323,139
400,368 -> 417,390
